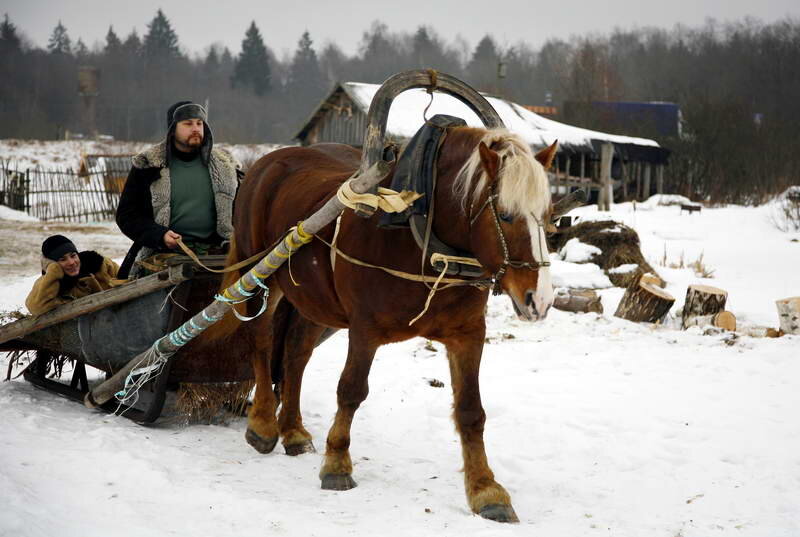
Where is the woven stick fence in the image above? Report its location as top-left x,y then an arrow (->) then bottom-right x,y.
1,157 -> 131,222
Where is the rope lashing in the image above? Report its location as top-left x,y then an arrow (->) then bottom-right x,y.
336,181 -> 423,214
423,69 -> 439,121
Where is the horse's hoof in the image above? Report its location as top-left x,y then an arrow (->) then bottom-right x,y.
320,473 -> 357,491
478,504 -> 519,523
284,440 -> 316,456
245,428 -> 278,454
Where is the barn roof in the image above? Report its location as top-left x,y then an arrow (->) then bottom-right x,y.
296,82 -> 668,163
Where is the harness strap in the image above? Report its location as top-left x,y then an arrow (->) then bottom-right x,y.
336,182 -> 423,214
315,233 -> 491,287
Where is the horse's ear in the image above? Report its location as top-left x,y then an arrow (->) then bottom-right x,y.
478,142 -> 501,184
535,141 -> 558,170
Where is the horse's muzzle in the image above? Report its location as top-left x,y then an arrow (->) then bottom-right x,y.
510,289 -> 551,322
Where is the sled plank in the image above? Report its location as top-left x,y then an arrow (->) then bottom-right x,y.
0,264 -> 193,346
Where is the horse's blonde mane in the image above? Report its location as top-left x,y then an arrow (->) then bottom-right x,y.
453,129 -> 551,218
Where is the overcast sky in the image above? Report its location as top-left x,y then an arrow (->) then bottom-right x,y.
4,0 -> 798,59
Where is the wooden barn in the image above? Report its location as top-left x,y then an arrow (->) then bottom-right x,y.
295,82 -> 670,203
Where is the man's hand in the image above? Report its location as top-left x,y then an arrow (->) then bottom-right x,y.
163,230 -> 182,249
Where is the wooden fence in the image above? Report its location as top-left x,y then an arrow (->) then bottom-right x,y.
1,157 -> 130,222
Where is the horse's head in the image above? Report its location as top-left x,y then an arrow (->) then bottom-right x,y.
452,130 -> 558,321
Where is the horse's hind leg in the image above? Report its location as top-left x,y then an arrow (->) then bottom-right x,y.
277,305 -> 328,456
244,282 -> 284,454
443,333 -> 519,523
319,329 -> 378,491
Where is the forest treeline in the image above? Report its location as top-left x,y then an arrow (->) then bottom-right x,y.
0,11 -> 798,203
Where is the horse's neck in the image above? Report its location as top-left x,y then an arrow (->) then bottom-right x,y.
433,171 -> 472,253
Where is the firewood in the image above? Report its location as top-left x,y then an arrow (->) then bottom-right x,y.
683,311 -> 737,331
738,325 -> 782,338
553,288 -> 603,314
614,276 -> 675,323
775,296 -> 800,335
681,284 -> 728,329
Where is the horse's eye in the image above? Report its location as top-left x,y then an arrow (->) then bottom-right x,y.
499,213 -> 514,223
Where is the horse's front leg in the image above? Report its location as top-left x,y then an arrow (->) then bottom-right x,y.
443,332 -> 519,523
319,329 -> 378,490
245,283 -> 284,454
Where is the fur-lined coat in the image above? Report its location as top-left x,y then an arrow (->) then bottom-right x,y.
26,256 -> 120,315
116,141 -> 240,276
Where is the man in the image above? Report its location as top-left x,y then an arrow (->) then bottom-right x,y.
116,101 -> 240,277
26,235 -> 119,315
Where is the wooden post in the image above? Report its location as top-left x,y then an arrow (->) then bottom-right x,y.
580,153 -> 585,181
598,143 -> 614,211
642,163 -> 651,201
775,297 -> 800,335
635,162 -> 642,200
615,275 -> 675,323
656,164 -> 664,194
620,159 -> 628,201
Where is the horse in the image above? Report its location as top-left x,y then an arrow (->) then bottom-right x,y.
223,128 -> 558,523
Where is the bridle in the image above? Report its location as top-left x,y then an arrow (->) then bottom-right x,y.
469,185 -> 551,295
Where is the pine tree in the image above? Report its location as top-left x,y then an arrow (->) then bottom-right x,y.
287,31 -> 325,97
232,21 -> 271,95
48,20 -> 72,55
74,38 -> 89,60
143,9 -> 180,60
104,25 -> 122,55
123,29 -> 141,56
0,13 -> 22,56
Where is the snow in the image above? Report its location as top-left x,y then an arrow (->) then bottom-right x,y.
0,139 -> 285,171
559,238 -> 602,263
345,82 -> 661,150
0,204 -> 38,222
2,185 -> 800,536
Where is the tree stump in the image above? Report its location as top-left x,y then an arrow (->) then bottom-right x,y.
775,296 -> 800,335
614,276 -> 675,323
553,288 -> 603,314
683,311 -> 737,332
681,285 -> 728,329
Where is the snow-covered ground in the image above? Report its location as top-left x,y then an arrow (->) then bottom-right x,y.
1,196 -> 799,537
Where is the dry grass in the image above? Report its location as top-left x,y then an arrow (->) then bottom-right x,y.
659,246 -> 715,278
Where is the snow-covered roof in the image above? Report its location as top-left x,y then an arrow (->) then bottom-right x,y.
340,82 -> 661,152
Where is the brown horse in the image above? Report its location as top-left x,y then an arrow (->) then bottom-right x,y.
225,128 -> 557,522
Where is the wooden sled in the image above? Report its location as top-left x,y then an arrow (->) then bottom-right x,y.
0,256 -> 251,424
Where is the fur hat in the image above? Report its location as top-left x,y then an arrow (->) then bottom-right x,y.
166,101 -> 214,165
42,234 -> 77,261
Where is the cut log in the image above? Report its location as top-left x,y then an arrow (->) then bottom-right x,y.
683,311 -> 737,332
614,276 -> 675,323
738,324 -> 782,338
553,288 -> 603,314
681,284 -> 728,329
775,296 -> 800,335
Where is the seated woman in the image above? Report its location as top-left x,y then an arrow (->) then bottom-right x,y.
26,234 -> 120,315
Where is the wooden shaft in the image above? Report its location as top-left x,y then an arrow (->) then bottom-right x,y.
86,160 -> 392,408
0,264 -> 193,346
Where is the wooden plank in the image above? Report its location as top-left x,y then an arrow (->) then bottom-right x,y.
642,163 -> 651,201
0,264 -> 194,346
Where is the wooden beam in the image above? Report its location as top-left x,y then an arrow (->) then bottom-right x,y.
642,163 -> 652,201
598,143 -> 614,211
0,264 -> 194,346
656,164 -> 664,194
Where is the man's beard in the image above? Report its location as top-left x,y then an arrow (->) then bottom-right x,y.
176,133 -> 203,152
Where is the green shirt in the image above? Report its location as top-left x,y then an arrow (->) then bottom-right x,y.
169,154 -> 216,240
